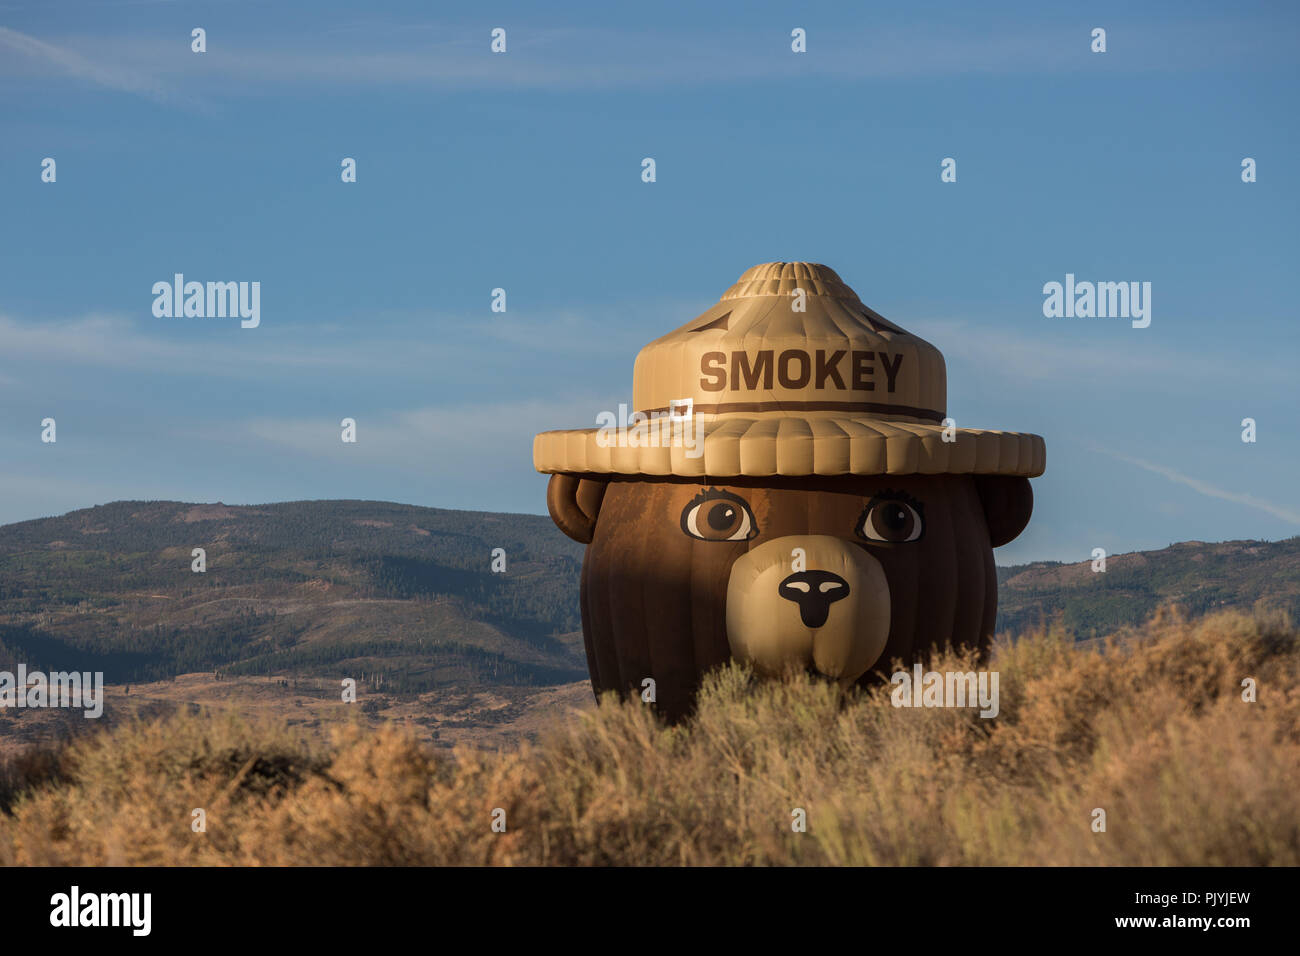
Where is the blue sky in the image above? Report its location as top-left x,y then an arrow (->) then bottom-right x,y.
1,0 -> 1297,564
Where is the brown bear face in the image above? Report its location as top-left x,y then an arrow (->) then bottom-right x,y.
548,472 -> 1033,722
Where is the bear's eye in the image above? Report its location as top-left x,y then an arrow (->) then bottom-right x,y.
681,489 -> 757,542
856,493 -> 924,543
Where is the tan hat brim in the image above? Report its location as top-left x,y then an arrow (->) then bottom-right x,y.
534,416 -> 1045,478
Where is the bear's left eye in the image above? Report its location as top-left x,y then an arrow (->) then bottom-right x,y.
681,489 -> 757,542
856,493 -> 924,543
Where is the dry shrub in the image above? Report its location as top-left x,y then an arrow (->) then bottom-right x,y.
1,606 -> 1296,865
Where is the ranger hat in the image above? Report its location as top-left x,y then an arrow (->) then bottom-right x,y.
533,261 -> 1045,478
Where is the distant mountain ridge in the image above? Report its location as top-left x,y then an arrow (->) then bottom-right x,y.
0,500 -> 587,692
996,537 -> 1300,637
0,500 -> 1295,692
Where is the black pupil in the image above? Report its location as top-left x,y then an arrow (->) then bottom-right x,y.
708,503 -> 737,531
881,505 -> 908,532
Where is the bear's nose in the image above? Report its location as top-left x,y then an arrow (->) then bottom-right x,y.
777,570 -> 851,628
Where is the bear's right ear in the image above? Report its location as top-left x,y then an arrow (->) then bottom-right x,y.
974,475 -> 1034,548
546,474 -> 608,544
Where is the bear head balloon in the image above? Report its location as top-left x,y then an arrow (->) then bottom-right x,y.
535,262 -> 1045,722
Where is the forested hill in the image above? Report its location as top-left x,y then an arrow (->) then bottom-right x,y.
995,537 -> 1300,638
0,500 -> 587,692
0,499 -> 1295,692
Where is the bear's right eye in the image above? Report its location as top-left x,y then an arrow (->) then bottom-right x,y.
680,489 -> 757,542
856,492 -> 925,543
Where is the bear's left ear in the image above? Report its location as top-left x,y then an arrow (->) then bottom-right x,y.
974,476 -> 1034,548
546,474 -> 608,544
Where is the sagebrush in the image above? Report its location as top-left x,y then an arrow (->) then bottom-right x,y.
2,606 -> 1297,865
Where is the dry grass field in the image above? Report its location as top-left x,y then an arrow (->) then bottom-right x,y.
0,672 -> 595,764
1,605 -> 1297,866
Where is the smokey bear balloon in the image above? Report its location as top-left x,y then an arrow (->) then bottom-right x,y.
535,262 -> 1045,722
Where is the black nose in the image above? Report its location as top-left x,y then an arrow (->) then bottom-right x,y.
778,570 -> 850,628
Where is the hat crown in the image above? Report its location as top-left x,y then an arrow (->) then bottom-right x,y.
720,261 -> 862,303
632,262 -> 947,425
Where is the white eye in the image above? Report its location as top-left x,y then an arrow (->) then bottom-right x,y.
681,491 -> 756,542
858,499 -> 924,543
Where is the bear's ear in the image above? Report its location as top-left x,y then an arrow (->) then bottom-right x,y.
546,474 -> 608,544
974,476 -> 1034,548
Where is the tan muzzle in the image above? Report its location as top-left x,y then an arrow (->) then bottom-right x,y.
725,535 -> 891,685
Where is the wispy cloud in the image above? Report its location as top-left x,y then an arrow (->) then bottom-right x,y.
0,25 -> 172,102
0,308 -> 646,379
922,317 -> 1292,387
238,397 -> 617,473
7,306 -> 1269,389
1102,449 -> 1300,525
0,312 -> 372,375
2,17 -> 1291,100
0,471 -> 175,526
